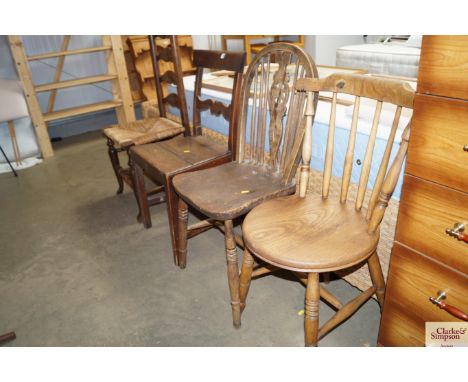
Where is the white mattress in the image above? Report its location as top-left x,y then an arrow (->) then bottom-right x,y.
336,43 -> 421,78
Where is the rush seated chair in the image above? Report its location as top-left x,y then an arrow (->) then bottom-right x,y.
103,35 -> 190,194
129,49 -> 246,264
240,73 -> 415,346
171,43 -> 318,328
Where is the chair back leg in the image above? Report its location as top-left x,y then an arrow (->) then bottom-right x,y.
239,248 -> 255,313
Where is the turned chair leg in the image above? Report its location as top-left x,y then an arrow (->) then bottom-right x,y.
177,198 -> 189,269
165,177 -> 181,266
239,248 -> 254,313
304,272 -> 320,347
367,251 -> 386,309
131,157 -> 152,228
107,138 -> 124,194
224,219 -> 241,329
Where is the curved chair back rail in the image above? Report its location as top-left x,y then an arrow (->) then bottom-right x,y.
192,50 -> 245,154
295,73 -> 414,232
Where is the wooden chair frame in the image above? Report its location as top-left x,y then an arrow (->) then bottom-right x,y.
172,43 -> 318,328
129,49 -> 246,264
106,35 -> 190,194
240,73 -> 415,346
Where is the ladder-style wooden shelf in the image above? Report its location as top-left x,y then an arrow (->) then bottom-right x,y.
35,74 -> 118,93
8,35 -> 136,158
43,100 -> 123,122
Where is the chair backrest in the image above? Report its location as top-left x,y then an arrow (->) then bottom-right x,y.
192,50 -> 246,157
295,73 -> 415,233
149,35 -> 191,135
236,43 -> 319,185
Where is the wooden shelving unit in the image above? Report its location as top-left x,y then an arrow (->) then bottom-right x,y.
8,35 -> 136,158
127,35 -> 195,102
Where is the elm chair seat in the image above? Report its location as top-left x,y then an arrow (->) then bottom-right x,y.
103,117 -> 184,149
173,162 -> 296,221
243,194 -> 380,273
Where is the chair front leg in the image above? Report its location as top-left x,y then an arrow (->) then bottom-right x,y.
367,251 -> 386,309
224,219 -> 241,329
130,155 -> 152,228
177,197 -> 189,269
107,138 -> 124,194
165,177 -> 181,266
239,248 -> 254,313
304,272 -> 320,347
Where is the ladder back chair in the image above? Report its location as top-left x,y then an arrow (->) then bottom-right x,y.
129,49 -> 246,264
172,43 -> 318,328
103,35 -> 190,194
241,73 -> 415,346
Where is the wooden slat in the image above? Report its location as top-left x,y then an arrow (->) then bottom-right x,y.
43,101 -> 122,122
27,45 -> 112,61
8,35 -> 53,158
340,96 -> 360,203
322,92 -> 337,198
355,101 -> 382,211
47,35 -> 70,113
35,74 -> 117,92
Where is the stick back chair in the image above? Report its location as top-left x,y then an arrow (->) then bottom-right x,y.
241,73 -> 415,346
103,35 -> 190,194
172,43 -> 318,328
129,49 -> 246,264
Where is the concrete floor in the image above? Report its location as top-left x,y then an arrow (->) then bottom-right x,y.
0,131 -> 381,346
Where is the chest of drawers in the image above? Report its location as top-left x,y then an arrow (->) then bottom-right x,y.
378,36 -> 468,346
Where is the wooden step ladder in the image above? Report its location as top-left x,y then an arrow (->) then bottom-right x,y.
8,35 -> 136,158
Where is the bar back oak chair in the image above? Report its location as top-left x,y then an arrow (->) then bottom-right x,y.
129,49 -> 246,264
241,73 -> 415,346
172,43 -> 318,328
103,35 -> 190,194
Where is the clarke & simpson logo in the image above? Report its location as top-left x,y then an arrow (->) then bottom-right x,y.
425,322 -> 468,347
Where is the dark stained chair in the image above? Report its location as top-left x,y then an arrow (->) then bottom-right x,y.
103,35 -> 190,194
129,49 -> 246,264
171,43 -> 319,328
240,73 -> 415,346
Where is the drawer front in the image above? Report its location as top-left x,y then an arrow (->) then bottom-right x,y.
395,175 -> 468,274
406,95 -> 468,193
379,243 -> 468,347
417,35 -> 468,100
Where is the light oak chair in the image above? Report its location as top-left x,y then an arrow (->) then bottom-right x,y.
172,43 -> 318,328
103,35 -> 190,194
241,73 -> 415,346
129,49 -> 246,264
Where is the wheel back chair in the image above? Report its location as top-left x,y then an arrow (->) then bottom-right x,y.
103,35 -> 190,194
172,43 -> 319,328
129,49 -> 246,264
241,73 -> 415,346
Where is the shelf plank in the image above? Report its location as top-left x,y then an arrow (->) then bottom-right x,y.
43,100 -> 122,122
35,74 -> 117,92
27,46 -> 112,61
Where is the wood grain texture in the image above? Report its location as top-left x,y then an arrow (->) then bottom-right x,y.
406,94 -> 468,193
173,161 -> 296,221
417,35 -> 468,100
295,73 -> 414,108
243,194 -> 380,272
395,175 -> 468,274
378,243 -> 468,346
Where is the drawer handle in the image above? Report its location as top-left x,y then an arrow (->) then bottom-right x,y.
445,222 -> 468,244
464,145 -> 468,152
429,291 -> 468,321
